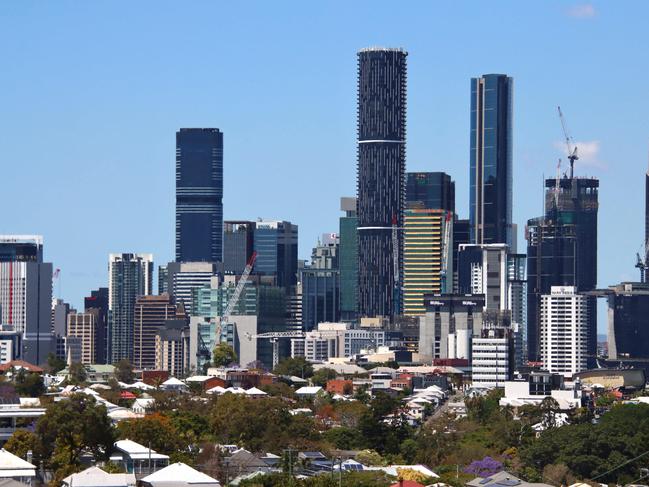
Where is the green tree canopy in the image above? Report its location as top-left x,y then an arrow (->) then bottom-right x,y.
273,356 -> 314,378
114,359 -> 135,383
311,368 -> 337,387
13,370 -> 45,397
68,362 -> 87,385
212,343 -> 238,367
36,394 -> 115,478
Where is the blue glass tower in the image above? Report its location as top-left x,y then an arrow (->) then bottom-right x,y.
176,128 -> 223,263
469,74 -> 513,247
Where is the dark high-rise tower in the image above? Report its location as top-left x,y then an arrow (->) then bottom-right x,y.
470,74 -> 513,247
645,168 -> 649,267
356,47 -> 407,318
176,128 -> 223,263
526,177 -> 599,363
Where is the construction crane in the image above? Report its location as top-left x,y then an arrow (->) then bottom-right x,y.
245,331 -> 306,369
440,211 -> 452,293
216,252 -> 257,341
553,159 -> 562,208
558,106 -> 579,179
636,239 -> 649,283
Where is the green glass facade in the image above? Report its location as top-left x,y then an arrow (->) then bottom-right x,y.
339,211 -> 358,322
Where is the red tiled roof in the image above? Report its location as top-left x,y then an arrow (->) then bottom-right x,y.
0,360 -> 44,373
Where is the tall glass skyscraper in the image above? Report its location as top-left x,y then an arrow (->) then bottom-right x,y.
357,47 -> 407,318
339,197 -> 358,322
253,220 -> 298,289
176,128 -> 224,263
470,74 -> 513,247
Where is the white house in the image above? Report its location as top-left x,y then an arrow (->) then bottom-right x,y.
139,462 -> 220,487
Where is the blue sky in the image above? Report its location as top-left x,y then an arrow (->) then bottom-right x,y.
2,2 -> 648,331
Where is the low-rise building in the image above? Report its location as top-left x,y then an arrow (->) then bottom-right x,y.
109,440 -> 169,475
139,462 -> 220,487
499,372 -> 582,410
62,466 -> 135,487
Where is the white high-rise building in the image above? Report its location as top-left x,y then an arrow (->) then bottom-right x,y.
540,286 -> 588,378
166,262 -> 219,316
471,328 -> 513,388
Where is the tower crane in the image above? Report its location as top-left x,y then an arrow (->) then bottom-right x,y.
558,106 -> 579,179
199,252 -> 257,362
244,331 -> 307,369
636,239 -> 649,283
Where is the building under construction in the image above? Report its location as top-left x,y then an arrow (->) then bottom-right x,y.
526,176 -> 599,364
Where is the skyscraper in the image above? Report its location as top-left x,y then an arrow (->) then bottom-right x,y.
253,220 -> 298,289
526,176 -> 598,363
540,286 -> 588,377
0,235 -> 53,364
470,74 -> 513,247
403,172 -> 455,316
108,253 -> 153,363
339,197 -> 358,322
223,221 -> 256,274
165,261 -> 219,315
301,234 -> 340,331
176,128 -> 224,263
357,47 -> 407,318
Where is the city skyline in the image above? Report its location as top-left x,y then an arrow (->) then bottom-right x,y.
2,2 -> 648,330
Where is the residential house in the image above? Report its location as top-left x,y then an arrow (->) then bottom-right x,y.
139,462 -> 220,487
109,440 -> 169,475
61,466 -> 135,487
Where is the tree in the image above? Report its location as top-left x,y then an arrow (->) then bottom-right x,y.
4,430 -> 39,462
273,356 -> 313,378
46,353 -> 66,374
68,362 -> 87,385
114,359 -> 135,383
212,343 -> 238,367
311,368 -> 337,387
464,456 -> 504,477
117,413 -> 183,456
13,370 -> 45,397
36,394 -> 115,477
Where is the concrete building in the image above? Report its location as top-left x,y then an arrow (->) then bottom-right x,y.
67,312 -> 97,364
540,286 -> 588,377
0,236 -> 53,364
155,320 -> 190,377
0,325 -> 21,364
133,294 -> 178,370
471,327 -> 514,388
290,322 -> 385,362
108,253 -> 153,363
418,294 -> 485,360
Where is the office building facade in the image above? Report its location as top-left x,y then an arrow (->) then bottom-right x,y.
403,172 -> 455,316
0,236 -> 53,364
606,282 -> 649,360
108,253 -> 153,363
471,327 -> 514,387
357,47 -> 407,318
339,197 -> 358,321
176,128 -> 224,263
165,261 -> 219,316
84,287 -> 108,364
469,74 -> 513,247
67,312 -> 98,365
223,221 -> 256,275
133,294 -> 178,370
540,286 -> 588,377
253,220 -> 298,288
418,294 -> 485,360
